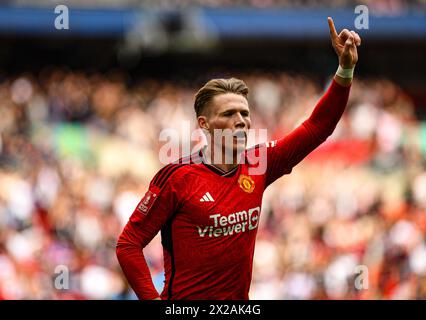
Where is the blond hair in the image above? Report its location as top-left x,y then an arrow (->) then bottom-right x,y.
194,78 -> 249,117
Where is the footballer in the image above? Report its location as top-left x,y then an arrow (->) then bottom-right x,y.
116,17 -> 361,300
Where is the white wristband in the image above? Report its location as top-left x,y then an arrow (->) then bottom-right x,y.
336,65 -> 354,79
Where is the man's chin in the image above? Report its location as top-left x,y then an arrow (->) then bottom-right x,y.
232,140 -> 247,152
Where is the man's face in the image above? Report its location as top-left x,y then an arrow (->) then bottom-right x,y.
198,93 -> 251,154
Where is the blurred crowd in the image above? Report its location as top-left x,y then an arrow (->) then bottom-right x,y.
9,0 -> 426,14
0,66 -> 425,300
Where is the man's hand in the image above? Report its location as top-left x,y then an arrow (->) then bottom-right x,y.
328,17 -> 361,69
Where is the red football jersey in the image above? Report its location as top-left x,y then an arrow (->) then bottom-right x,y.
116,79 -> 351,300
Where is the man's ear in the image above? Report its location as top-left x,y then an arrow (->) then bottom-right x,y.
198,116 -> 209,130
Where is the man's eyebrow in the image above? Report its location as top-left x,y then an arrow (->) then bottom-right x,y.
220,109 -> 236,113
219,107 -> 250,113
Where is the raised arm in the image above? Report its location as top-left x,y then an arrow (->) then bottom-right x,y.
307,17 -> 361,139
264,18 -> 361,186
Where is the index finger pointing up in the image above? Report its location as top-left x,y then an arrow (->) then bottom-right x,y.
328,17 -> 338,40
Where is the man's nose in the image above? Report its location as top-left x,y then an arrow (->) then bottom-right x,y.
234,113 -> 246,128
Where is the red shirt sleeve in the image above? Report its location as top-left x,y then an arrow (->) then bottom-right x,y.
265,79 -> 351,186
116,164 -> 182,300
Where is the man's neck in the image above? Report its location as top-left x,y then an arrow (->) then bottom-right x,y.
202,145 -> 242,173
210,162 -> 239,173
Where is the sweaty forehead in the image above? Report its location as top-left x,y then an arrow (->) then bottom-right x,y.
210,93 -> 249,113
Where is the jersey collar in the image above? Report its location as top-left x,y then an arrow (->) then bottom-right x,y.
199,147 -> 240,177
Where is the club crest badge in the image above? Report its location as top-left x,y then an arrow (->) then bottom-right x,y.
238,174 -> 255,193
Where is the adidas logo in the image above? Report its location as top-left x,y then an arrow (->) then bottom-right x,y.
200,192 -> 214,202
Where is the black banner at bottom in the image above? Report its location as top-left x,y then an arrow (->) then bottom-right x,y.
0,300 -> 421,319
